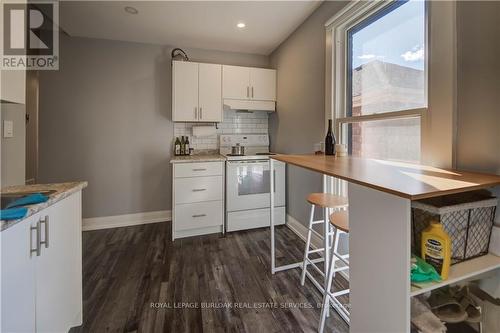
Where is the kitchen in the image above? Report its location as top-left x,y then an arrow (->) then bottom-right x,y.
1,1 -> 500,333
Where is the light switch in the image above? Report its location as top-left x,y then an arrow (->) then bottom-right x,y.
3,120 -> 14,138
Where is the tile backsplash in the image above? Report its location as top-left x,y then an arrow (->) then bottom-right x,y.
173,110 -> 269,150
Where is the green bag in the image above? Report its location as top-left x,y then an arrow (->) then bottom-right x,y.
411,254 -> 442,283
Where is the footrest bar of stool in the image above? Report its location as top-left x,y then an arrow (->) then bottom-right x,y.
305,271 -> 325,294
329,295 -> 350,324
311,220 -> 325,225
306,260 -> 326,277
309,248 -> 325,254
272,261 -> 303,273
333,251 -> 350,266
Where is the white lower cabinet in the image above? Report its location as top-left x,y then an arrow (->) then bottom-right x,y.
1,191 -> 83,333
172,162 -> 224,240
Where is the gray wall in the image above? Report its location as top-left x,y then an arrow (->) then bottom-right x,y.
456,1 -> 500,176
39,34 -> 267,218
269,1 -> 347,224
1,103 -> 26,187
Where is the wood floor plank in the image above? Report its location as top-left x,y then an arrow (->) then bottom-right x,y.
71,222 -> 349,333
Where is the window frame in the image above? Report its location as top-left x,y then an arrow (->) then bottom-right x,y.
327,0 -> 429,160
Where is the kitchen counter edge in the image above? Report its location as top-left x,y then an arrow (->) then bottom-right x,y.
170,155 -> 226,163
0,181 -> 88,232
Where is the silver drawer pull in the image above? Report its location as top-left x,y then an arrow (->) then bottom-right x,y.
192,214 -> 207,218
192,188 -> 206,192
192,168 -> 207,171
40,215 -> 49,248
30,222 -> 41,257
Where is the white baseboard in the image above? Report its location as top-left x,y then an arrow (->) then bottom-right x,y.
83,210 -> 171,231
286,214 -> 350,281
286,214 -> 323,249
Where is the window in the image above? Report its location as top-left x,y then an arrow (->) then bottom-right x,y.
335,0 -> 427,163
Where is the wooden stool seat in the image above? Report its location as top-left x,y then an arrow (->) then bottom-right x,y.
329,211 -> 349,233
306,193 -> 348,209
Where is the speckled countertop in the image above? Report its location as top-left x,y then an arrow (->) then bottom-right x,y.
0,181 -> 87,232
170,153 -> 226,163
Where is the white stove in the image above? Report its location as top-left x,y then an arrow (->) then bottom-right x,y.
219,134 -> 277,161
220,134 -> 286,232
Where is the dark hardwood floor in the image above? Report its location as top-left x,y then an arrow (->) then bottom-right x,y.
72,222 -> 349,333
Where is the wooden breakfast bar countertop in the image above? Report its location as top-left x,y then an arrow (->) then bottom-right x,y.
271,154 -> 500,200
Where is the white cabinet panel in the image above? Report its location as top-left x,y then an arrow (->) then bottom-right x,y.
174,176 -> 223,204
172,61 -> 198,122
174,161 -> 223,178
175,201 -> 223,231
198,63 -> 222,121
0,213 -> 38,333
222,65 -> 250,100
35,194 -> 82,333
250,68 -> 276,101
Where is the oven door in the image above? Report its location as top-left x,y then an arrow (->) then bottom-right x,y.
226,160 -> 285,212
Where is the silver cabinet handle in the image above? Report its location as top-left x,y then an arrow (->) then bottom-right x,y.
251,86 -> 254,98
194,107 -> 198,119
40,215 -> 49,248
192,168 -> 207,171
192,188 -> 206,192
192,214 -> 207,218
200,107 -> 203,119
30,222 -> 41,257
246,86 -> 249,98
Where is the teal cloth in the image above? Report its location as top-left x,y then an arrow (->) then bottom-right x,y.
0,207 -> 28,220
5,193 -> 48,209
411,254 -> 442,283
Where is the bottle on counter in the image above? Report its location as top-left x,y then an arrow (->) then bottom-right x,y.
174,137 -> 181,156
325,119 -> 336,155
185,136 -> 190,155
180,136 -> 185,155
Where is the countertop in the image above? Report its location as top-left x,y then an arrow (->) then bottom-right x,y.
271,154 -> 500,200
170,154 -> 226,163
1,181 -> 88,232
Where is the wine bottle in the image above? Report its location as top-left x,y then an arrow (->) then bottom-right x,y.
174,137 -> 181,156
325,119 -> 336,155
185,136 -> 190,155
180,136 -> 185,155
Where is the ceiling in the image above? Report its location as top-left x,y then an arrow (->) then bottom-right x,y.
59,1 -> 323,55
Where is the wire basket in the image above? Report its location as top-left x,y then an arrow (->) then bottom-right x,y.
411,190 -> 497,265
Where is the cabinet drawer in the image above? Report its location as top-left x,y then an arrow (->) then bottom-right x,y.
175,201 -> 223,231
174,162 -> 223,178
174,176 -> 223,204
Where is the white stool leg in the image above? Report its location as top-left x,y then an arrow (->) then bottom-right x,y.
300,204 -> 315,286
319,226 -> 338,333
323,207 -> 330,318
332,226 -> 340,278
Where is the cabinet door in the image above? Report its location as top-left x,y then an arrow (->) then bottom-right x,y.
250,68 -> 276,101
222,65 -> 250,100
199,63 -> 222,122
0,214 -> 38,333
35,193 -> 82,333
172,61 -> 199,121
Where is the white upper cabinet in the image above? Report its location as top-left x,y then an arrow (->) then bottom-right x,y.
222,65 -> 250,100
222,65 -> 276,102
172,61 -> 222,122
250,68 -> 276,101
198,63 -> 222,122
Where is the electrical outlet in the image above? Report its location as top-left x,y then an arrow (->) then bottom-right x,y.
3,120 -> 14,138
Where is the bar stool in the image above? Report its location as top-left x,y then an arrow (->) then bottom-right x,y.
319,210 -> 350,333
300,193 -> 348,296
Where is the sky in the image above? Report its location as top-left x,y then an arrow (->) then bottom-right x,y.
351,0 -> 425,70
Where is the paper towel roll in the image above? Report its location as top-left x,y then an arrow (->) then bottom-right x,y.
192,125 -> 217,137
